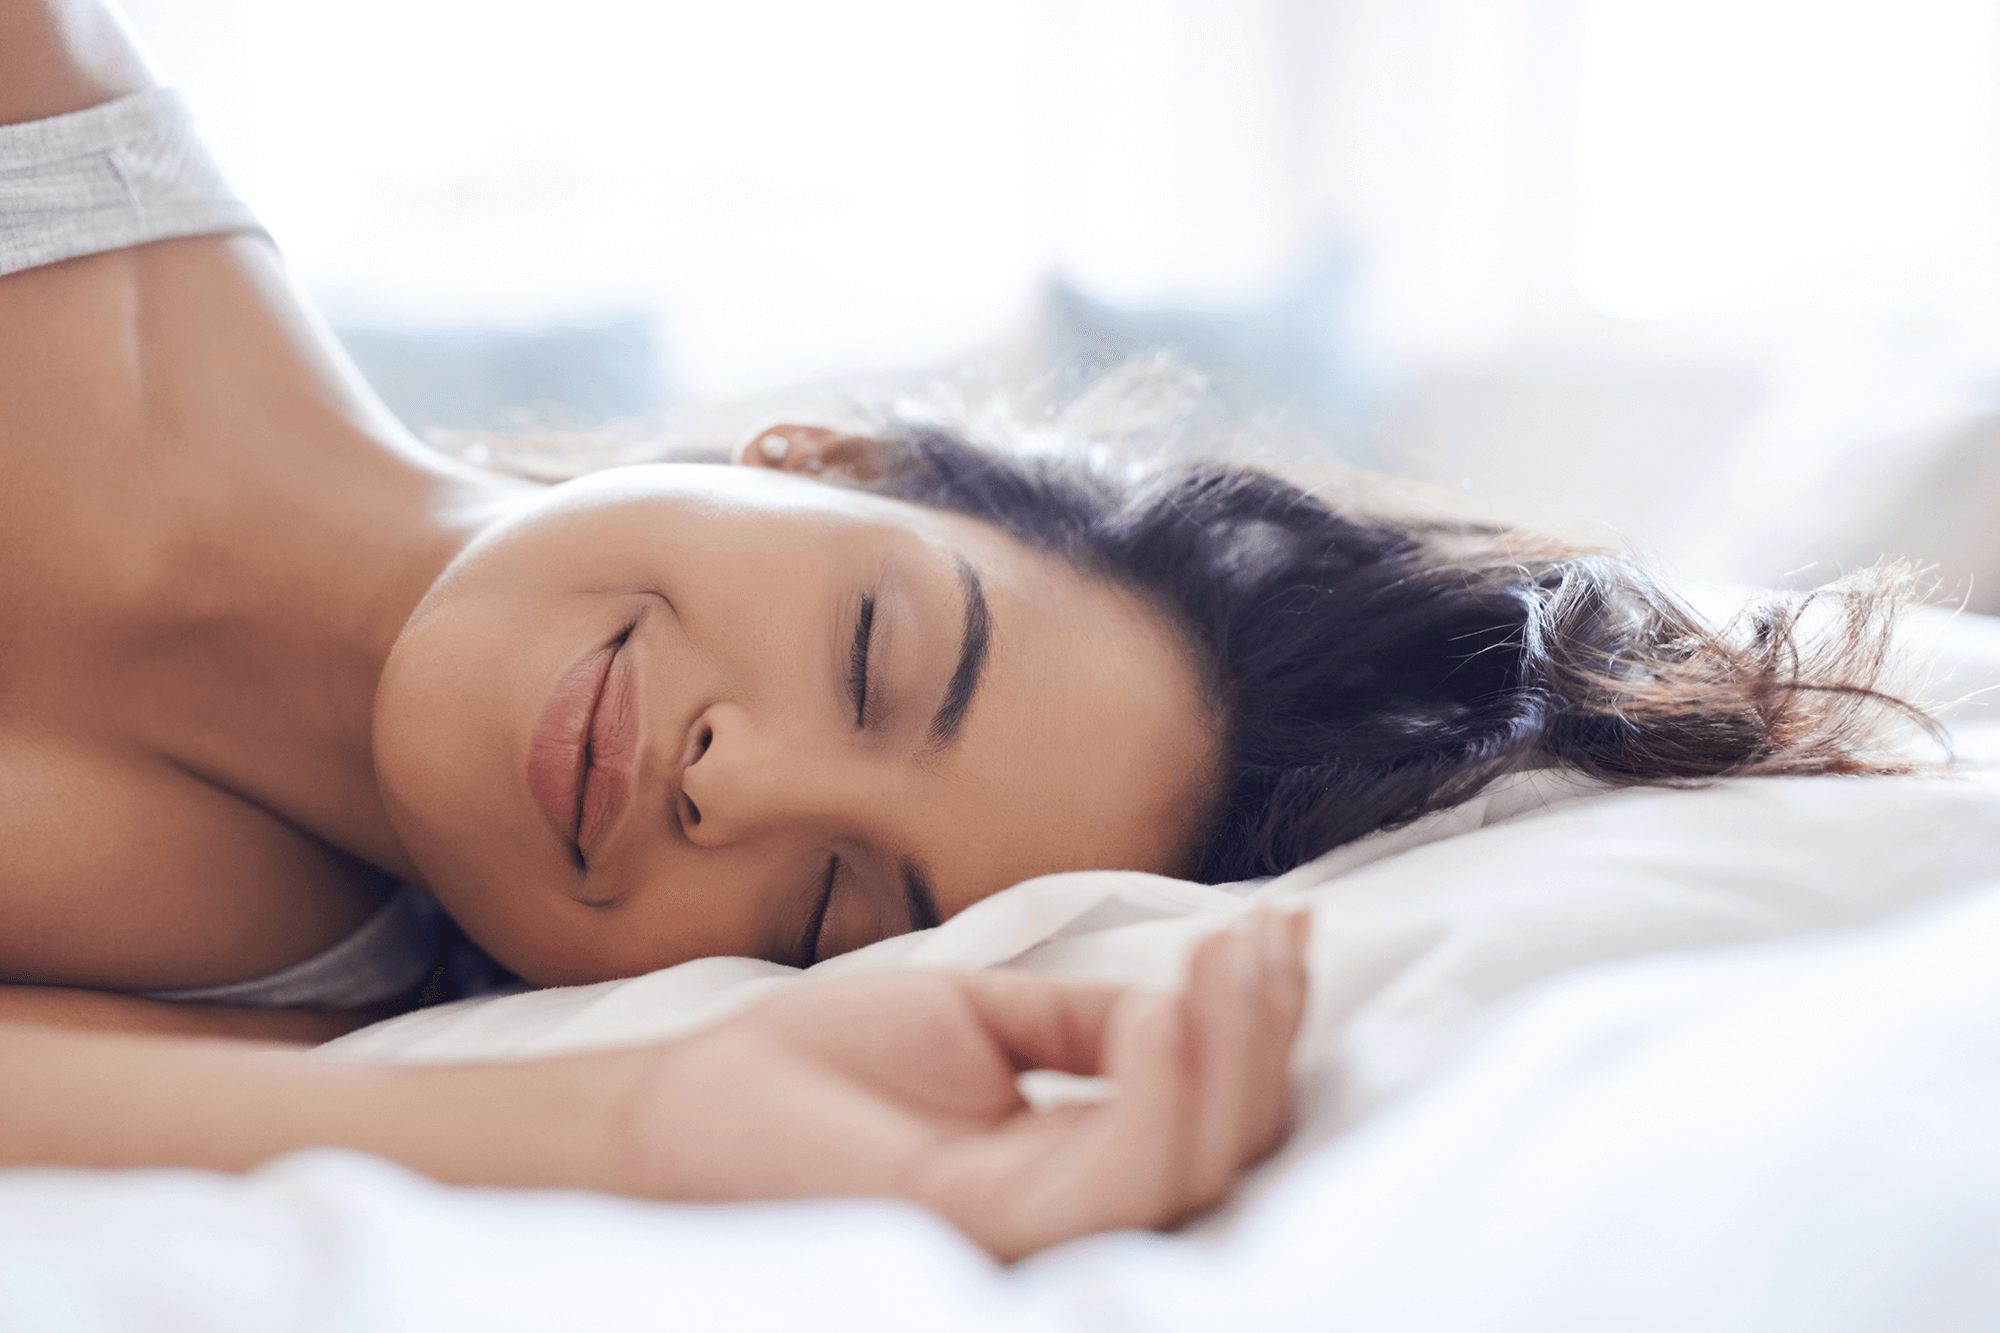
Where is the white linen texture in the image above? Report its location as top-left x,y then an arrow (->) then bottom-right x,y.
5,606 -> 2000,1332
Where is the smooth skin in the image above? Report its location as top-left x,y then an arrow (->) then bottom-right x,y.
0,0 -> 1303,1255
0,2 -> 1212,1009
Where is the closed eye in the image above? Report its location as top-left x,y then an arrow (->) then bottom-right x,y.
848,593 -> 876,728
798,854 -> 839,966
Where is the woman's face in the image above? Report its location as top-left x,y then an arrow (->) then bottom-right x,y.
373,452 -> 1219,985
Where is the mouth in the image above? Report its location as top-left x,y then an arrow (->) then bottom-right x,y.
527,620 -> 642,865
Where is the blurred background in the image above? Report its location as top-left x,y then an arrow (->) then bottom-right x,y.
123,0 -> 2000,606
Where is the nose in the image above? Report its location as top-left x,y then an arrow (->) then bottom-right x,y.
675,702 -> 855,848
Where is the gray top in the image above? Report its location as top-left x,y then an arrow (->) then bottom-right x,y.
137,887 -> 489,1011
0,88 -> 261,277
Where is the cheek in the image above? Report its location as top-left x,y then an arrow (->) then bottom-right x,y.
376,593 -> 525,799
374,552 -> 624,847
373,596 -> 558,953
375,607 -> 474,831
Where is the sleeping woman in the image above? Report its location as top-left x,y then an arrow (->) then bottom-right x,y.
0,0 -> 1925,1260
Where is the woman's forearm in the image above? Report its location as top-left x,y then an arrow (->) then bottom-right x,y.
0,920 -> 1310,1261
0,1020 -> 641,1190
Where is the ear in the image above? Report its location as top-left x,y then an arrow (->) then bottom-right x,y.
733,423 -> 889,484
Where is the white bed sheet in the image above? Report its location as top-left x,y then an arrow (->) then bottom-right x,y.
5,609 -> 1999,1331
8,872 -> 1999,1332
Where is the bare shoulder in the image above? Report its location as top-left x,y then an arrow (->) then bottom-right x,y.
0,0 -> 403,451
0,0 -> 178,504
0,0 -> 156,127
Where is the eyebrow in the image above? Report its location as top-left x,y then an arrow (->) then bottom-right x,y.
900,857 -> 943,933
925,559 -> 990,754
893,560 -> 985,938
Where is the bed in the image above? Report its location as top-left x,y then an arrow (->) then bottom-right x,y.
5,604 -> 1999,1331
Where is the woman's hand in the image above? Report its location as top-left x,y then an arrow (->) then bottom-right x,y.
611,909 -> 1310,1260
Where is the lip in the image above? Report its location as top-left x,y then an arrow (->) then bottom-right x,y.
576,633 -> 641,860
527,625 -> 641,862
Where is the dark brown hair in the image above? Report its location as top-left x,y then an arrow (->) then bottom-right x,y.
853,417 -> 1941,883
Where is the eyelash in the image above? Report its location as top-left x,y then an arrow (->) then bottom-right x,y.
801,855 -> 839,966
849,594 -> 876,728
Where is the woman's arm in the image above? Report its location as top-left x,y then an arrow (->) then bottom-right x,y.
0,0 -> 154,126
0,912 -> 1309,1260
0,1017 -> 621,1186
